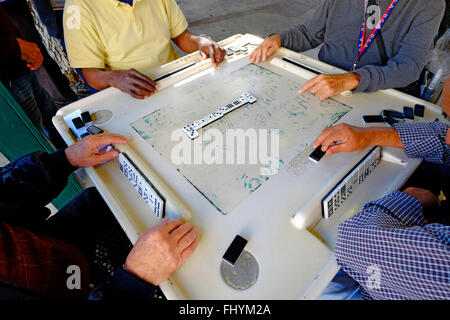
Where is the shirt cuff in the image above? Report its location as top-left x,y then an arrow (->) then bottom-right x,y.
353,67 -> 371,92
393,122 -> 450,163
276,31 -> 289,48
363,191 -> 424,227
103,267 -> 157,300
47,149 -> 78,177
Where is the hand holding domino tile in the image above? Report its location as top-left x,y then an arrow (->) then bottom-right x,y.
65,133 -> 128,168
313,123 -> 403,156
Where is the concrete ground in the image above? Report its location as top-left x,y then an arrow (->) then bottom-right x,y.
178,0 -> 320,41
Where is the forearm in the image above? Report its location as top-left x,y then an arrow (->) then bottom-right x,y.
172,29 -> 199,54
0,150 -> 76,208
354,56 -> 423,92
102,267 -> 157,300
364,126 -> 403,149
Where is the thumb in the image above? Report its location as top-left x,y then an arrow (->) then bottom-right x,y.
325,144 -> 347,156
94,149 -> 120,164
266,46 -> 276,57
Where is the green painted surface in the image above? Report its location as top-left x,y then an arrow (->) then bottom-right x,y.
0,81 -> 83,210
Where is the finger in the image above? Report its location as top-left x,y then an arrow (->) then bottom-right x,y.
255,48 -> 262,64
325,143 -> 350,156
129,87 -> 148,99
219,48 -> 226,63
266,45 -> 276,58
130,70 -> 158,88
250,49 -> 258,63
214,46 -> 224,64
210,45 -> 219,67
93,133 -> 128,146
128,89 -> 145,99
171,222 -> 194,242
316,87 -> 334,100
313,127 -> 335,148
180,238 -> 198,262
93,149 -> 120,163
298,76 -> 322,94
177,227 -> 198,251
321,130 -> 345,152
131,79 -> 156,95
261,45 -> 269,62
162,219 -> 185,233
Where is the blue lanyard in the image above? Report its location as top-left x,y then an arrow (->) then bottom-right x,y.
351,0 -> 399,71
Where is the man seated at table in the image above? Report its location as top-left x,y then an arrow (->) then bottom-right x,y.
250,0 -> 445,100
0,133 -> 198,299
63,0 -> 226,99
313,78 -> 450,299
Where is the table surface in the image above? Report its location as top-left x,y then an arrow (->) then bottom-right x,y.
53,34 -> 446,299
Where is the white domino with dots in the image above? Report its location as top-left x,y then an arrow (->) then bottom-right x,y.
183,92 -> 257,139
322,147 -> 381,219
119,153 -> 165,218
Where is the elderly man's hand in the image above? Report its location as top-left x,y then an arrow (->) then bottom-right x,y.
197,37 -> 226,67
124,218 -> 199,286
64,133 -> 128,167
299,73 -> 361,100
314,124 -> 373,156
314,124 -> 403,156
16,38 -> 43,71
249,35 -> 282,64
108,69 -> 158,99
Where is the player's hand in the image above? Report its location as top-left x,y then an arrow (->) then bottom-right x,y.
249,35 -> 282,64
299,73 -> 361,100
65,133 -> 128,167
109,69 -> 158,99
403,187 -> 440,210
124,218 -> 199,286
314,123 -> 372,156
198,37 -> 226,67
16,38 -> 43,70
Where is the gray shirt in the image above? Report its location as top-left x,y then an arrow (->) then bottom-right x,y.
277,0 -> 445,92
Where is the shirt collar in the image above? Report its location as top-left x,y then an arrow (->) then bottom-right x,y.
111,0 -> 142,7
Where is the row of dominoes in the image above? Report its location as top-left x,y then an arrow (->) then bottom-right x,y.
183,92 -> 257,139
322,147 -> 381,219
119,153 -> 165,218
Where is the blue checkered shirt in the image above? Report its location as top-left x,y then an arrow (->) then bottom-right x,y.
335,122 -> 450,300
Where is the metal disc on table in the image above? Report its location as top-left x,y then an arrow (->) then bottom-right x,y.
220,250 -> 259,290
92,110 -> 113,124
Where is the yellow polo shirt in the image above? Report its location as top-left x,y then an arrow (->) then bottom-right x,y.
63,0 -> 188,73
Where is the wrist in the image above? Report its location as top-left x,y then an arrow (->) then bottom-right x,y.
268,34 -> 282,47
64,146 -> 77,168
194,34 -> 210,46
106,71 -> 120,89
348,72 -> 361,90
123,261 -> 158,286
365,127 -> 401,148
